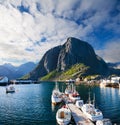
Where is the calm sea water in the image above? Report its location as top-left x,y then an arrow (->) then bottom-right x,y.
0,82 -> 120,125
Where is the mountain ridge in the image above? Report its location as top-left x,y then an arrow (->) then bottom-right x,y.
27,37 -> 110,80
0,62 -> 36,79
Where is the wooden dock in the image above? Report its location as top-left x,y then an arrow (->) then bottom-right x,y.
67,103 -> 94,125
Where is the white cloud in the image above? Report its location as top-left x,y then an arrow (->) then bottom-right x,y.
0,0 -> 119,66
96,39 -> 120,63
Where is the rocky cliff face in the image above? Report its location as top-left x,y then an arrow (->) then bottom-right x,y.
29,37 -> 109,80
57,37 -> 108,74
29,46 -> 61,80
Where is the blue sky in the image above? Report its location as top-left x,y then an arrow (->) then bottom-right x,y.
0,0 -> 120,66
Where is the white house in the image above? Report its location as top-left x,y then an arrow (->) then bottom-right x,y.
111,77 -> 120,84
0,76 -> 8,83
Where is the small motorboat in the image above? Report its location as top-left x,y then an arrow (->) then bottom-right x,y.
56,105 -> 71,125
96,118 -> 112,125
6,85 -> 15,93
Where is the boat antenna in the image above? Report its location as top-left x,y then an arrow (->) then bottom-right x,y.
88,91 -> 91,104
93,93 -> 95,107
55,81 -> 58,90
62,85 -> 63,93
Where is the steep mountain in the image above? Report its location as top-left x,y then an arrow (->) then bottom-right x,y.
57,37 -> 108,74
29,46 -> 61,80
28,37 -> 109,80
0,62 -> 36,79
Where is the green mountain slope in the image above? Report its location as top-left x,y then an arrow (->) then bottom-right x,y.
41,63 -> 90,81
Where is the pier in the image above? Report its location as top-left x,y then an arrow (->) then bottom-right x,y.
67,103 -> 94,125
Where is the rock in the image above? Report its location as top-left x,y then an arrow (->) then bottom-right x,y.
29,46 -> 61,80
57,37 -> 107,72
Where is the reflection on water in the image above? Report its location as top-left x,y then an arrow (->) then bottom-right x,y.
0,83 -> 120,124
94,86 -> 120,124
51,104 -> 55,112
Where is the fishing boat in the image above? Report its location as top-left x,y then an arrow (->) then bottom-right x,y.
65,84 -> 73,96
6,85 -> 15,93
51,82 -> 62,105
81,93 -> 103,122
69,85 -> 80,102
56,105 -> 71,125
96,118 -> 112,125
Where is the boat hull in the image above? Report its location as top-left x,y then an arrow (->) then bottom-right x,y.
96,118 -> 112,125
81,104 -> 103,122
57,118 -> 70,125
82,110 -> 103,121
6,86 -> 15,93
6,90 -> 15,93
51,96 -> 62,105
56,107 -> 71,125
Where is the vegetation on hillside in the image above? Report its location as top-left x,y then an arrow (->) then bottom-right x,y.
40,70 -> 57,81
40,63 -> 89,81
22,63 -> 102,81
21,74 -> 30,80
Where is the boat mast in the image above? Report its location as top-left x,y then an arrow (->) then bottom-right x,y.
72,83 -> 74,92
55,81 -> 59,91
93,93 -> 95,107
88,91 -> 91,104
62,85 -> 63,93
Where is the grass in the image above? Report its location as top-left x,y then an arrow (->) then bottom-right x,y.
40,70 -> 57,81
20,74 -> 30,80
40,63 -> 89,81
60,63 -> 89,80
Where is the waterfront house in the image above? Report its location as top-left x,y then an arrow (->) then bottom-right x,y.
111,76 -> 120,84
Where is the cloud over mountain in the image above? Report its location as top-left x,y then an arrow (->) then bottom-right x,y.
0,0 -> 120,65
96,40 -> 120,63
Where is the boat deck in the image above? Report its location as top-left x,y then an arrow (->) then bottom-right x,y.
67,103 -> 94,125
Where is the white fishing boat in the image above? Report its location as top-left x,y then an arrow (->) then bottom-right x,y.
56,105 -> 71,125
51,82 -> 62,105
69,86 -> 80,102
81,93 -> 103,122
6,85 -> 15,93
75,99 -> 84,108
65,84 -> 72,96
81,104 -> 103,121
96,118 -> 112,125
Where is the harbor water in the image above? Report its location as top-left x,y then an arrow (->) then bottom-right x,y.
0,82 -> 120,124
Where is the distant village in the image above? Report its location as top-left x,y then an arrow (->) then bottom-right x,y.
0,75 -> 120,89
